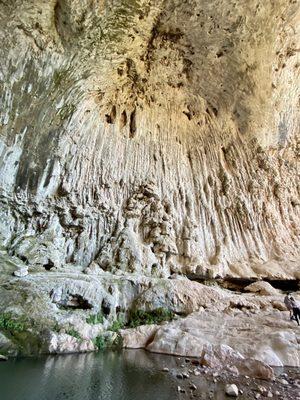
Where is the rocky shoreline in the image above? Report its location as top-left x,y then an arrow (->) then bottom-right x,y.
1,255 -> 300,398
1,251 -> 299,365
155,356 -> 300,400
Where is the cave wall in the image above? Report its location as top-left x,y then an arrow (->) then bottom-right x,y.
0,0 -> 299,279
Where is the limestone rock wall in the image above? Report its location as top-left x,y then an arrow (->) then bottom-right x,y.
0,0 -> 299,279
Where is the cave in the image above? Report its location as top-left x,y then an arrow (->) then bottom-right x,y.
218,278 -> 300,293
0,1 -> 299,398
65,294 -> 93,310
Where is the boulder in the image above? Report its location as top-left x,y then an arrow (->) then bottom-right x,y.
244,281 -> 279,296
225,384 -> 239,397
271,301 -> 286,311
146,324 -> 210,356
200,344 -> 274,380
121,324 -> 158,348
200,344 -> 244,367
0,332 -> 18,356
13,268 -> 28,278
236,358 -> 274,381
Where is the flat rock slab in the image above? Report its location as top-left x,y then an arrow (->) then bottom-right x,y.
121,310 -> 300,367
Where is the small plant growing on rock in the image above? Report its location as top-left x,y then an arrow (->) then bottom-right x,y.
86,312 -> 104,325
93,332 -> 123,351
0,313 -> 28,333
109,316 -> 125,332
93,335 -> 106,350
128,308 -> 175,328
52,322 -> 61,333
66,328 -> 81,340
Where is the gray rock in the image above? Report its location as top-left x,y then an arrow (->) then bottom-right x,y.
13,268 -> 28,277
278,379 -> 289,385
225,384 -> 239,397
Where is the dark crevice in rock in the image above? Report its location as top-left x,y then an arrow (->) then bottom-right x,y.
105,106 -> 117,124
101,299 -> 111,316
129,108 -> 137,138
65,295 -> 92,309
52,293 -> 93,310
44,260 -> 55,271
54,0 -> 64,42
183,110 -> 192,120
187,276 -> 300,293
263,279 -> 299,292
18,255 -> 28,265
120,110 -> 127,129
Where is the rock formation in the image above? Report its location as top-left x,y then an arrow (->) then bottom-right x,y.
0,0 -> 299,279
0,0 -> 299,359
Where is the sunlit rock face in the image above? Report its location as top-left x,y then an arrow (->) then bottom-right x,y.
0,0 -> 299,279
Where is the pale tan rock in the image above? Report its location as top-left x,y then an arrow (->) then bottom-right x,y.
133,279 -> 229,314
236,358 -> 274,381
271,301 -> 286,311
0,0 -> 298,283
123,310 -> 300,367
200,344 -> 244,369
0,0 -> 299,362
147,324 -> 210,356
244,281 -> 280,296
200,344 -> 274,380
121,325 -> 158,349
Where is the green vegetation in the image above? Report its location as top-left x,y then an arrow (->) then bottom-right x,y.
52,322 -> 61,332
127,308 -> 175,328
93,335 -> 107,350
66,328 -> 81,340
86,312 -> 104,325
109,316 -> 125,332
93,332 -> 123,351
0,313 -> 28,333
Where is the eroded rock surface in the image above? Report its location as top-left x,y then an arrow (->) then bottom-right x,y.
0,0 -> 299,279
121,287 -> 300,368
0,0 -> 299,364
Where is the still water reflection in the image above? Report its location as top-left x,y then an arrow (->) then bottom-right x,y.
0,350 -> 180,400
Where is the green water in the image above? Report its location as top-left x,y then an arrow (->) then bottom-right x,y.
2,350 -> 296,400
0,350 -> 183,400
